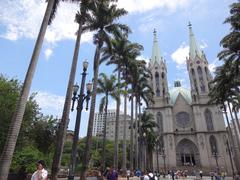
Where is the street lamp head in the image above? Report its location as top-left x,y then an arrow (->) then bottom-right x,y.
86,82 -> 92,93
143,132 -> 146,137
83,59 -> 88,70
73,84 -> 79,95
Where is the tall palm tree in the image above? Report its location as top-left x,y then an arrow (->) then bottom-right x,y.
139,111 -> 158,170
50,1 -> 95,178
79,1 -> 129,179
0,0 -> 71,178
128,60 -> 153,169
101,35 -> 144,170
97,73 -> 118,171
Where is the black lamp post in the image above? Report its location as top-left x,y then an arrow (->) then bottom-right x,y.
162,147 -> 166,177
212,145 -> 219,174
68,60 -> 92,180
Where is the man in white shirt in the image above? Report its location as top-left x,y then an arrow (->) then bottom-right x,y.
31,160 -> 48,180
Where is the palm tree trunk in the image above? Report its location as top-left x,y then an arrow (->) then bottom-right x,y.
114,69 -> 120,169
138,98 -> 142,170
130,91 -> 134,171
233,109 -> 240,135
122,85 -> 127,172
80,44 -> 101,180
0,1 -> 55,179
223,103 -> 240,171
51,21 -> 84,179
102,95 -> 108,171
135,96 -> 139,170
227,102 -> 240,158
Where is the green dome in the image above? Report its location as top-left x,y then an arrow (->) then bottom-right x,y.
169,86 -> 192,104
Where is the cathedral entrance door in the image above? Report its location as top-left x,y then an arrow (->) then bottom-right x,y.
181,153 -> 195,166
176,139 -> 200,166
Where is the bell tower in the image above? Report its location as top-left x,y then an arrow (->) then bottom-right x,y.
186,23 -> 212,103
149,29 -> 169,106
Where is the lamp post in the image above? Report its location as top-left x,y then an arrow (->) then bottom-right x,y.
226,140 -> 235,178
143,132 -> 146,171
68,60 -> 92,180
162,147 -> 166,177
212,145 -> 219,174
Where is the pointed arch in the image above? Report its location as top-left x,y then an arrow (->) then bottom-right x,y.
157,112 -> 163,133
191,68 -> 198,92
155,72 -> 160,87
176,138 -> 200,166
205,109 -> 214,131
209,135 -> 218,154
156,88 -> 160,97
197,66 -> 205,92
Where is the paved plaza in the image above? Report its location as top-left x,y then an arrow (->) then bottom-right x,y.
58,176 -> 234,180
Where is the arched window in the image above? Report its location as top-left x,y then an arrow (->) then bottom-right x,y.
197,66 -> 205,92
156,88 -> 160,97
157,112 -> 163,133
209,135 -> 218,154
191,69 -> 198,92
162,72 -> 165,79
205,67 -> 210,90
155,72 -> 160,87
205,109 -> 214,131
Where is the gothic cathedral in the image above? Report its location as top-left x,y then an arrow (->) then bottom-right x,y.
147,24 -> 233,173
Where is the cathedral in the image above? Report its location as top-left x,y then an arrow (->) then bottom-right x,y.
147,24 -> 233,174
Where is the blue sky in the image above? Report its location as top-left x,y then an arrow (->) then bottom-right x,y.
0,0 -> 234,136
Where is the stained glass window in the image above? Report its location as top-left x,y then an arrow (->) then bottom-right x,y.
205,109 -> 214,131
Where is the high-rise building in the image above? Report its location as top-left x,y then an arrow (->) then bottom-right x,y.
93,109 -> 131,140
93,109 -> 116,137
106,114 -> 131,141
146,24 -> 234,173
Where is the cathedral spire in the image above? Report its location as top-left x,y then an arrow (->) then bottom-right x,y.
151,29 -> 162,65
188,22 -> 203,60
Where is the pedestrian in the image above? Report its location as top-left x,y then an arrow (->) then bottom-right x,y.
127,169 -> 131,180
31,160 -> 48,180
199,170 -> 203,179
106,167 -> 118,180
143,170 -> 158,180
171,170 -> 175,180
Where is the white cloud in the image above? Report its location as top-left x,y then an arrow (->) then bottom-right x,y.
0,0 -> 92,44
44,48 -> 53,60
35,91 -> 65,116
171,42 -> 189,65
117,0 -> 191,13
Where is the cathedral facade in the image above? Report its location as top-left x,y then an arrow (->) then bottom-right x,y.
147,25 -> 233,173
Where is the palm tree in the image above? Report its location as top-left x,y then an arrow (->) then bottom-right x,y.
101,35 -> 144,170
97,73 -> 118,170
139,111 -> 158,170
0,0 -> 72,178
79,1 -> 129,179
209,65 -> 240,171
128,60 -> 153,169
50,1 -> 95,178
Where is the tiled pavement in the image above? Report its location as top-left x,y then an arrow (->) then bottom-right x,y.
59,176 -> 234,180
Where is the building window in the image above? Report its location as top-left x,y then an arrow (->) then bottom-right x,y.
155,72 -> 160,87
157,112 -> 163,133
176,112 -> 191,128
209,135 -> 218,154
197,66 -> 205,93
156,88 -> 160,97
205,109 -> 214,131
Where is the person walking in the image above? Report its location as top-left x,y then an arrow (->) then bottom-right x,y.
31,160 -> 48,180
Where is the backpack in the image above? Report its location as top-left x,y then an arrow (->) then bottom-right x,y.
148,174 -> 155,180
